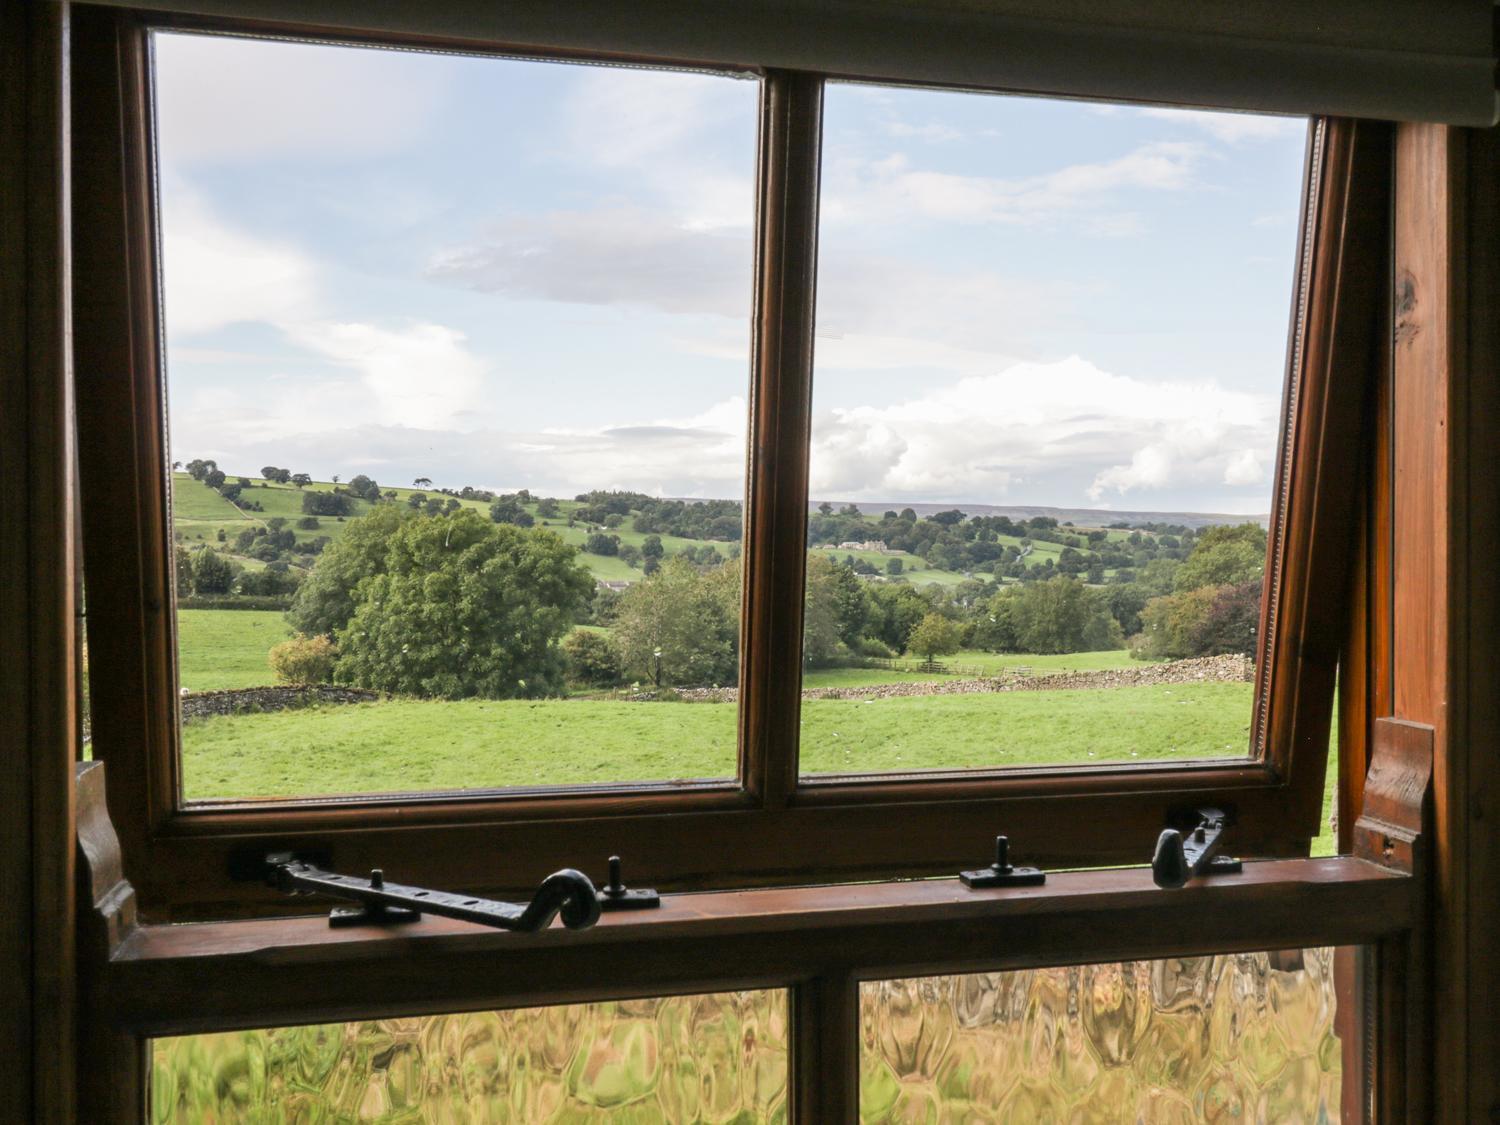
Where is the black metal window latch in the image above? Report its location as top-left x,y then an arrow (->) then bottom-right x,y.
1151,807 -> 1244,888
265,853 -> 604,931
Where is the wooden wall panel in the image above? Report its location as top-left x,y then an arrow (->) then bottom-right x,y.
0,1 -> 78,1120
1456,122 -> 1500,1124
1392,118 -> 1457,1124
1392,119 -> 1500,1122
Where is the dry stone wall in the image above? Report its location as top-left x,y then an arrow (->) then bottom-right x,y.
646,653 -> 1254,704
181,684 -> 380,721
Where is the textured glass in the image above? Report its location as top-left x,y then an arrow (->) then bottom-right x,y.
861,948 -> 1345,1122
152,990 -> 787,1122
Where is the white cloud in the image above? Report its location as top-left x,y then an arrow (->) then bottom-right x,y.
804,355 -> 1276,505
161,193 -> 491,435
1089,444 -> 1174,497
153,32 -> 450,165
822,141 -> 1202,229
182,395 -> 752,500
1139,107 -> 1306,144
287,321 -> 488,431
562,67 -> 757,231
1223,448 -> 1267,486
158,186 -> 319,335
814,334 -> 1024,378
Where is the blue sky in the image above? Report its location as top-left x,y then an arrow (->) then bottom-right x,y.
154,32 -> 1306,513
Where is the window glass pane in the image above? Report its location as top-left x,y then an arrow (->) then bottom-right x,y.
861,948 -> 1351,1121
153,32 -> 757,800
802,85 -> 1307,776
152,990 -> 788,1121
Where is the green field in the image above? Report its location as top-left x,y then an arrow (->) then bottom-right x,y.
175,607 -> 1335,853
177,609 -> 292,691
179,608 -> 1146,696
179,682 -> 1252,800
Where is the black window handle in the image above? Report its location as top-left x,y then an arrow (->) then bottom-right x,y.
265,853 -> 602,931
1151,807 -> 1244,889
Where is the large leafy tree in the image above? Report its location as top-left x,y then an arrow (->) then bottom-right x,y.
345,473 -> 382,502
1173,522 -> 1267,592
613,557 -> 739,687
801,554 -> 844,666
908,612 -> 962,664
332,510 -> 593,699
997,576 -> 1124,654
865,582 -> 931,654
286,504 -> 410,638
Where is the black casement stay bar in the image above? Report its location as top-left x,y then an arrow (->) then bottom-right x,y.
265,853 -> 604,931
1152,807 -> 1244,888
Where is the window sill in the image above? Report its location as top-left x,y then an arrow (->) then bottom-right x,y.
103,856 -> 1407,1036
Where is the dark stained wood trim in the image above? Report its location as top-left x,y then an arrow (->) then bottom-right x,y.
72,6 -> 182,884
70,8 -> 1380,928
742,69 -> 821,809
0,4 -> 38,1111
1338,217 -> 1394,857
1354,718 -> 1434,1122
1256,117 -> 1389,845
101,856 -> 1409,1037
76,763 -> 146,1123
1332,944 -> 1371,1123
1391,122 -> 1460,1123
1455,118 -> 1500,1125
1,1 -> 79,1120
1352,718 -> 1433,875
138,777 -> 1322,922
793,970 -> 857,1124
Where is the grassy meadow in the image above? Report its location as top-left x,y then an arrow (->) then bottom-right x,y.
175,607 -> 1336,854
179,683 -> 1253,800
178,609 -> 291,690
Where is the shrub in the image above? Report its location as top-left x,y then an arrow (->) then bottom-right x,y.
585,532 -> 620,556
301,490 -> 353,516
268,634 -> 337,684
179,594 -> 292,611
190,548 -> 237,594
296,516 -> 320,530
563,629 -> 622,686
1131,585 -> 1221,660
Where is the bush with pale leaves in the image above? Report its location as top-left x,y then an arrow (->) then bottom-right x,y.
268,634 -> 336,685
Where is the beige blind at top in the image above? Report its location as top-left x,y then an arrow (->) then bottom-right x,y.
97,0 -> 1498,124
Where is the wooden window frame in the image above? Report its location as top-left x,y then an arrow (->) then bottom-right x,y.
77,746 -> 1423,1123
72,5 -> 1385,922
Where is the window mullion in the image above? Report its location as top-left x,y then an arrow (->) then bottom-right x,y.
741,70 -> 823,809
792,968 -> 859,1124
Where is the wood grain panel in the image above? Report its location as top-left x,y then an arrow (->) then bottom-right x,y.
1,1 -> 79,1120
742,70 -> 821,809
1455,120 -> 1500,1125
104,857 -> 1409,1037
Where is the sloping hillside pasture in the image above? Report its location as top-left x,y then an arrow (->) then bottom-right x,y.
172,473 -> 1139,588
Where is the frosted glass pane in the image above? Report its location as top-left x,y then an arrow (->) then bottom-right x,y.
152,990 -> 788,1122
861,948 -> 1346,1122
